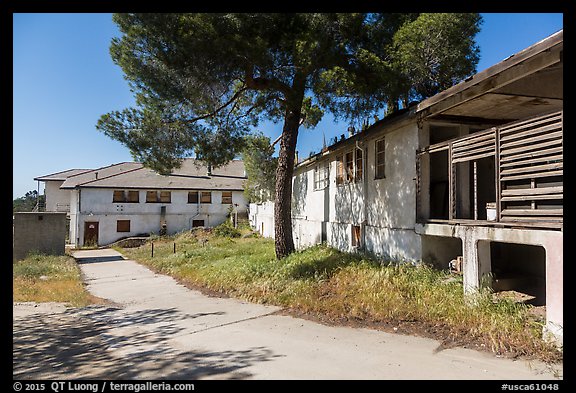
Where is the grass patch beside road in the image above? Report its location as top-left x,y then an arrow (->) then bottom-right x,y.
117,227 -> 561,363
13,253 -> 96,307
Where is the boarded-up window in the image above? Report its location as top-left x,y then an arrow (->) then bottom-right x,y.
201,191 -> 212,204
352,225 -> 361,247
113,190 -> 125,202
192,219 -> 205,227
188,191 -> 199,204
146,191 -> 158,203
336,155 -> 344,185
127,190 -> 139,203
345,151 -> 354,182
117,220 -> 130,232
160,191 -> 171,203
222,191 -> 232,204
375,138 -> 386,179
355,148 -> 363,182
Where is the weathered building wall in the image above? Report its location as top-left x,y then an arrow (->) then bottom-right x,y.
249,201 -> 275,239
44,180 -> 71,212
71,188 -> 247,246
13,212 -> 67,261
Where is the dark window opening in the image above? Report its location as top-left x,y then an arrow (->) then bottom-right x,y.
192,219 -> 205,227
117,220 -> 131,232
429,150 -> 449,219
375,138 -> 385,179
188,191 -> 199,204
146,191 -> 158,203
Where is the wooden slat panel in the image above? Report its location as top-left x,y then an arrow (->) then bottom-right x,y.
453,140 -> 494,154
500,162 -> 562,176
452,151 -> 496,163
501,186 -> 562,196
452,131 -> 495,147
500,154 -> 563,168
501,193 -> 563,202
499,122 -> 562,143
499,130 -> 562,150
500,139 -> 562,157
500,169 -> 563,182
501,208 -> 563,216
453,144 -> 495,159
500,146 -> 563,163
499,111 -> 562,134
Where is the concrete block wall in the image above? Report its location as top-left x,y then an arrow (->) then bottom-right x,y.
13,212 -> 67,261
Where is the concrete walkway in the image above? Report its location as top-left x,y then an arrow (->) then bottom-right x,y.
13,248 -> 562,380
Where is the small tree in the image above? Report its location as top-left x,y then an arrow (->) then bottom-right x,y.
241,133 -> 277,204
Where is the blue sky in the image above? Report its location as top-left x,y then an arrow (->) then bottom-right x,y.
12,13 -> 563,199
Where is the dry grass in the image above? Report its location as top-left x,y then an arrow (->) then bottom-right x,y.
117,226 -> 562,363
13,253 -> 99,307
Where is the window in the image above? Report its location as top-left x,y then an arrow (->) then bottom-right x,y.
117,220 -> 130,232
314,163 -> 329,190
201,191 -> 212,204
113,190 -> 125,202
160,191 -> 171,203
345,151 -> 354,182
222,191 -> 232,204
192,219 -> 205,227
355,148 -> 363,182
375,138 -> 386,179
336,155 -> 344,185
146,191 -> 158,203
188,191 -> 199,204
127,190 -> 139,203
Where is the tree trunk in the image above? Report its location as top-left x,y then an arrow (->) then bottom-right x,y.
274,102 -> 302,259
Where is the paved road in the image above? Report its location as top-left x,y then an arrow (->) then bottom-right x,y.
13,248 -> 562,380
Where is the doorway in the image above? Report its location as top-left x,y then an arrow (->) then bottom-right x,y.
84,221 -> 99,246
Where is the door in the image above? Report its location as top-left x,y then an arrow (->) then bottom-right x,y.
84,221 -> 99,246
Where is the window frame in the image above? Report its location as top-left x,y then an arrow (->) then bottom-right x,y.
160,191 -> 171,203
314,162 -> 329,191
375,137 -> 386,180
127,190 -> 139,203
355,148 -> 363,182
336,155 -> 344,185
113,190 -> 125,203
188,191 -> 199,204
117,219 -> 131,233
221,191 -> 233,204
146,191 -> 159,203
201,191 -> 212,204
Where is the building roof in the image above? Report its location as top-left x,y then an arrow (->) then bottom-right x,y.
60,162 -> 144,189
34,169 -> 93,182
60,159 -> 246,191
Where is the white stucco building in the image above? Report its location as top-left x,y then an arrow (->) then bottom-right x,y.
36,159 -> 248,247
252,30 -> 563,344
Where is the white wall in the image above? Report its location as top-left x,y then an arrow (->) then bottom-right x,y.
75,188 -> 247,246
288,121 -> 422,260
44,181 -> 71,212
249,201 -> 275,239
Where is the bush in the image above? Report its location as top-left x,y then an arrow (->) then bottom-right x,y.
213,221 -> 241,238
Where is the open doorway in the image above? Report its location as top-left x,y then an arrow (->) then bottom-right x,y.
490,242 -> 546,307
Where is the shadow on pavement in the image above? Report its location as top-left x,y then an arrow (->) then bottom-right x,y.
75,255 -> 126,264
13,305 -> 280,380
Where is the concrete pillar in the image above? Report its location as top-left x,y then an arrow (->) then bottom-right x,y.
542,235 -> 563,346
461,231 -> 492,294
